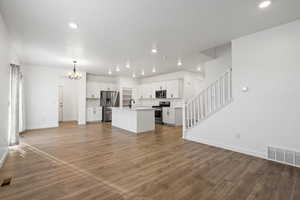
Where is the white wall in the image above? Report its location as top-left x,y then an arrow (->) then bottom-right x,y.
202,43 -> 232,88
0,12 -> 10,164
24,66 -> 86,129
185,19 -> 300,158
24,66 -> 60,129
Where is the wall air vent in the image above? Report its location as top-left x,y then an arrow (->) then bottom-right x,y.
268,146 -> 300,168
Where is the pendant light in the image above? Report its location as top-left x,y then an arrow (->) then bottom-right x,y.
68,61 -> 82,80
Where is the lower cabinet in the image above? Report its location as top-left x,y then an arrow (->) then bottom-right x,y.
162,107 -> 183,126
87,107 -> 102,122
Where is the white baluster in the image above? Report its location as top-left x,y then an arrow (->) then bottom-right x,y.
193,100 -> 196,125
198,95 -> 201,122
225,72 -> 228,103
189,103 -> 192,127
210,85 -> 213,113
215,81 -> 218,110
183,104 -> 187,131
186,103 -> 189,128
229,68 -> 232,101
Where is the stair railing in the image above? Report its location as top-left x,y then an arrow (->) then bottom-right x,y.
183,68 -> 232,132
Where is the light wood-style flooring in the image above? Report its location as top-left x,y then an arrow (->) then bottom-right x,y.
0,122 -> 300,200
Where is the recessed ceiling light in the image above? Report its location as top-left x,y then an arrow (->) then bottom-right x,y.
259,1 -> 271,9
126,63 -> 130,68
116,66 -> 120,72
132,73 -> 136,78
152,67 -> 156,73
108,70 -> 112,75
197,67 -> 202,71
69,22 -> 78,29
151,48 -> 157,54
141,70 -> 145,76
177,59 -> 182,66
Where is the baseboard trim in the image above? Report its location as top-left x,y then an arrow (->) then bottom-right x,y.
0,148 -> 8,168
184,135 -> 266,160
60,120 -> 78,123
22,126 -> 58,134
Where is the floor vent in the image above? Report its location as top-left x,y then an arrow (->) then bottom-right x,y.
1,177 -> 12,187
268,146 -> 300,168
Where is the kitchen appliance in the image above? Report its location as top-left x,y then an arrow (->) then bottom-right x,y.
100,91 -> 119,122
152,101 -> 170,124
155,90 -> 167,99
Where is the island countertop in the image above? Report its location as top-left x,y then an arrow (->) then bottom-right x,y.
112,107 -> 155,133
112,107 -> 155,111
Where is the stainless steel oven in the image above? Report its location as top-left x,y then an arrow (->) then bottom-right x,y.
152,101 -> 170,124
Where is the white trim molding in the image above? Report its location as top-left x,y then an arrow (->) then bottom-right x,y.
0,148 -> 8,168
184,135 -> 266,160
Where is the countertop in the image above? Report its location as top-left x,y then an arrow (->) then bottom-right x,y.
112,107 -> 155,111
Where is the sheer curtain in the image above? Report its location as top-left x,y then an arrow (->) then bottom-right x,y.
8,64 -> 21,146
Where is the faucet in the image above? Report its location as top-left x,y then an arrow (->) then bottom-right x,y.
129,99 -> 135,109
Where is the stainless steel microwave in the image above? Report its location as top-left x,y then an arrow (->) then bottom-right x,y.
155,90 -> 167,99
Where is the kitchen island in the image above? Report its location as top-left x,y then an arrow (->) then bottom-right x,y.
112,107 -> 155,133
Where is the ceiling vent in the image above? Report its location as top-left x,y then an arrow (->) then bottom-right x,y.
268,146 -> 300,168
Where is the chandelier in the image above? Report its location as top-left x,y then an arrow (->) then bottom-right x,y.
68,61 -> 82,80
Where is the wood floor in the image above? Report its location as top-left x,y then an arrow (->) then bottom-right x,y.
1,122 -> 300,200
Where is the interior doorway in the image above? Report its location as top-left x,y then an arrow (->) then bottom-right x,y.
58,86 -> 63,123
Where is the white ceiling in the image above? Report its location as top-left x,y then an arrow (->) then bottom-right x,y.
1,0 -> 300,77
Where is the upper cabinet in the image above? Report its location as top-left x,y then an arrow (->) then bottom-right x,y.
87,81 -> 118,99
87,82 -> 100,98
166,80 -> 179,98
153,82 -> 167,91
138,79 -> 182,99
138,84 -> 154,99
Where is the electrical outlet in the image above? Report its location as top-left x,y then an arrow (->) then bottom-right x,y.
235,133 -> 241,139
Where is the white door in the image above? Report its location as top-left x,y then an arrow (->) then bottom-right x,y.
58,86 -> 63,122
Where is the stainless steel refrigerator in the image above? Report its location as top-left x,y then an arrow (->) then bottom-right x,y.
100,91 -> 119,122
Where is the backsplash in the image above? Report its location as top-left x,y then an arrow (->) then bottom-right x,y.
137,99 -> 184,108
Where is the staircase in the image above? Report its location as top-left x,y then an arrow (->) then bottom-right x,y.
183,68 -> 233,132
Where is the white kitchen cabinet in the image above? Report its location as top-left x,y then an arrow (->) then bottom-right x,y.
87,107 -> 102,122
137,79 -> 182,100
162,107 -> 175,124
132,87 -> 138,100
166,80 -> 179,98
162,107 -> 183,126
138,84 -> 154,99
107,83 -> 118,91
145,84 -> 155,99
87,82 -> 100,98
153,82 -> 166,91
138,85 -> 145,99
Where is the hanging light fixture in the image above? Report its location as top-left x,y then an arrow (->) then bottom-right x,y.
68,61 -> 82,80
